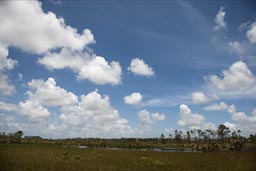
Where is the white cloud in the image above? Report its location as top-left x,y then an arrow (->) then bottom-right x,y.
27,77 -> 78,107
151,112 -> 166,121
0,101 -> 17,112
0,0 -> 98,94
59,113 -> 81,127
223,121 -> 238,132
0,44 -> 17,95
178,104 -> 215,130
124,92 -> 142,105
0,73 -> 16,96
19,100 -> 51,122
3,77 -> 135,137
214,6 -> 227,31
227,105 -> 248,121
77,56 -> 122,85
15,78 -> 133,136
178,104 -> 205,127
0,1 -> 121,86
38,48 -> 85,70
191,91 -> 212,104
228,41 -> 244,55
39,48 -> 122,85
226,105 -> 256,134
163,128 -> 174,135
246,22 -> 256,43
59,89 -> 135,137
0,1 -> 94,54
137,110 -> 153,126
128,58 -> 154,76
0,45 -> 17,71
203,101 -> 228,111
137,109 -> 166,127
205,61 -> 256,98
0,113 -> 28,132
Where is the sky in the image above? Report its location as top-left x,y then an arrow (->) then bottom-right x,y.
0,0 -> 256,138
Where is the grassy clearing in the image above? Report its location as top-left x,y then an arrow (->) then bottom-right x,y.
0,144 -> 255,171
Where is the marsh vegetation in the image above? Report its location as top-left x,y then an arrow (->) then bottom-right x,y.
1,124 -> 256,171
0,144 -> 256,171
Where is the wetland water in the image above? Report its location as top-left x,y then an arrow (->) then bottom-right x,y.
68,145 -> 202,152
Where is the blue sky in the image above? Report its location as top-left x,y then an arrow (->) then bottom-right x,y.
0,0 -> 256,138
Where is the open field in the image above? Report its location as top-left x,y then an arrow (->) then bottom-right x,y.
0,144 -> 256,171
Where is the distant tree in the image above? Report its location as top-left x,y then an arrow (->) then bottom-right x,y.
217,124 -> 230,143
159,133 -> 165,144
249,134 -> 256,143
205,129 -> 212,140
14,130 -> 24,143
174,130 -> 182,143
202,131 -> 208,143
186,131 -> 191,144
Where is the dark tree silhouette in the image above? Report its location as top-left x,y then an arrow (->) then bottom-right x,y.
217,124 -> 230,143
14,130 -> 24,143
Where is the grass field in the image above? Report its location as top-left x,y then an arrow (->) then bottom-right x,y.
0,144 -> 256,171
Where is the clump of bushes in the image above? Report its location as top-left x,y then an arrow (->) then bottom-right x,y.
73,154 -> 81,160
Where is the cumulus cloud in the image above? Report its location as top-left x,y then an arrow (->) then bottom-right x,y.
0,44 -> 17,95
203,101 -> 228,111
77,56 -> 122,85
227,105 -> 248,121
0,73 -> 16,96
191,91 -> 215,104
124,92 -> 142,105
137,109 -> 166,127
151,112 -> 166,122
128,58 -> 154,76
17,77 -> 134,136
0,77 -> 135,137
0,113 -> 28,132
246,22 -> 256,43
214,6 -> 227,31
38,48 -> 85,70
226,105 -> 256,134
178,104 -> 215,130
39,48 -> 122,85
59,89 -> 135,137
0,1 -> 94,54
137,110 -> 153,126
27,77 -> 78,106
205,61 -> 256,98
0,1 -> 122,86
19,100 -> 51,122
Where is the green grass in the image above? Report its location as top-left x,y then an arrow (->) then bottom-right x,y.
0,144 -> 255,171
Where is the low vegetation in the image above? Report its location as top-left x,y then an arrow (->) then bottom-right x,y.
0,144 -> 256,171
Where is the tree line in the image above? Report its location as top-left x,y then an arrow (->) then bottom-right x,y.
0,130 -> 23,143
1,124 -> 256,152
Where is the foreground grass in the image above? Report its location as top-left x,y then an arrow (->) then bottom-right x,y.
0,144 -> 255,171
